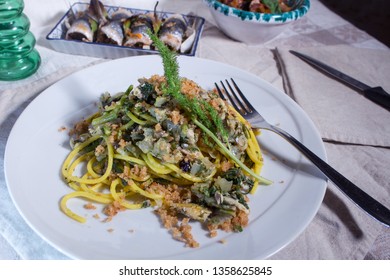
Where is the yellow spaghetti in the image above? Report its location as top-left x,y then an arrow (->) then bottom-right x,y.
61,74 -> 271,247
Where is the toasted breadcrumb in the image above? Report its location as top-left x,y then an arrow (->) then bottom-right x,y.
181,78 -> 203,98
95,145 -> 105,156
156,208 -> 199,248
118,138 -> 127,148
84,203 -> 97,210
104,201 -> 125,218
170,110 -> 181,125
69,119 -> 89,136
209,230 -> 218,238
220,160 -> 234,172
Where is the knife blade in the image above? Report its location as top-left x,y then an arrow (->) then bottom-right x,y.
289,50 -> 390,111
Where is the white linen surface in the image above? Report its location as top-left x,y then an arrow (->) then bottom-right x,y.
0,0 -> 389,259
276,46 -> 390,147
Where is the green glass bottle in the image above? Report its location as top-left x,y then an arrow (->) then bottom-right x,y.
0,0 -> 41,81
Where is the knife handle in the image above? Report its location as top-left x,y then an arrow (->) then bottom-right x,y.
363,87 -> 390,111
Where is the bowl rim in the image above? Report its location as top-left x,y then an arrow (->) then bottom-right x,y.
204,0 -> 310,24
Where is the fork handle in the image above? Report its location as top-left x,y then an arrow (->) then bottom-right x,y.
268,125 -> 390,227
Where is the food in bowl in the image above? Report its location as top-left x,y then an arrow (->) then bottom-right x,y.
220,0 -> 294,13
203,0 -> 310,44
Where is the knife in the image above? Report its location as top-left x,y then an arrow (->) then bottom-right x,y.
289,50 -> 390,111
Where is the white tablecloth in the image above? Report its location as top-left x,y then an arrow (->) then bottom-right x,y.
0,0 -> 389,260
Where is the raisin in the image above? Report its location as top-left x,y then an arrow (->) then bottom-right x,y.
179,160 -> 191,172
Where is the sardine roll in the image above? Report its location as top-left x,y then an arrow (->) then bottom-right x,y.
96,9 -> 132,46
65,15 -> 97,42
158,15 -> 188,51
123,14 -> 154,48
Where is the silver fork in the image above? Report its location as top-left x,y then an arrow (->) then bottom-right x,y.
215,78 -> 390,227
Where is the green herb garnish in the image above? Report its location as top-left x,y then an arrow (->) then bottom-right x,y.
148,30 -> 271,185
262,0 -> 282,13
148,30 -> 228,141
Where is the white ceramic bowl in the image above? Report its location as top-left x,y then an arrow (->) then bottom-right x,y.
203,0 -> 310,44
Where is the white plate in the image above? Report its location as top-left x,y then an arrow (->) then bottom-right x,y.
4,55 -> 327,260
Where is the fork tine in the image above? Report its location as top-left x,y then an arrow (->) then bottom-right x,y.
221,80 -> 241,112
217,80 -> 243,114
216,79 -> 255,116
230,78 -> 256,113
214,82 -> 226,101
224,79 -> 250,115
215,82 -> 241,113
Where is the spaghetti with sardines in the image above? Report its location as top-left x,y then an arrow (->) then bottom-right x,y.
61,31 -> 271,247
